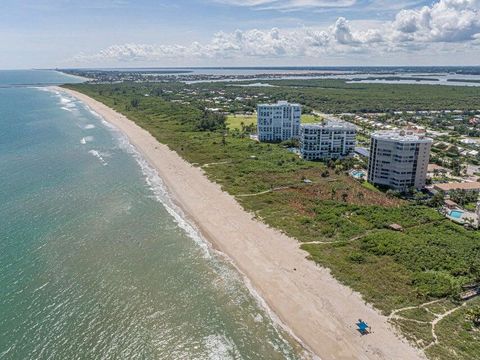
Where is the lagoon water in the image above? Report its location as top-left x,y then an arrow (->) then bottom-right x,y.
0,71 -> 306,359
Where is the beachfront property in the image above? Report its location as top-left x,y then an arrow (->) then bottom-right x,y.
367,130 -> 432,191
299,120 -> 357,160
257,101 -> 301,142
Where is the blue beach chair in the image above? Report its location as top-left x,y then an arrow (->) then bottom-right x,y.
356,319 -> 370,335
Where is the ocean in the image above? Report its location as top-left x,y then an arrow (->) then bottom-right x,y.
0,71 -> 307,359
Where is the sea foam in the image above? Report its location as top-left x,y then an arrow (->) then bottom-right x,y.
88,150 -> 108,166
116,133 -> 212,258
203,334 -> 240,360
80,136 -> 94,144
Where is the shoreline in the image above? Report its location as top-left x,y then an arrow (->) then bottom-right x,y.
56,86 -> 426,360
54,70 -> 93,83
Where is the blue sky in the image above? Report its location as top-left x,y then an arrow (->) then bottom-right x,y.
1,0 -> 479,68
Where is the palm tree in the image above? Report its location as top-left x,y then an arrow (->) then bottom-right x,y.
464,217 -> 475,228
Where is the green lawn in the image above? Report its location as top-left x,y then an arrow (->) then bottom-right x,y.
301,114 -> 322,124
226,113 -> 322,131
226,114 -> 256,130
362,180 -> 380,192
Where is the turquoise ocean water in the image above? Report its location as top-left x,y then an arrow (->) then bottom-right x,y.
0,71 -> 307,359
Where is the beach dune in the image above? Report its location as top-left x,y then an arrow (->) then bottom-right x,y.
58,87 -> 426,360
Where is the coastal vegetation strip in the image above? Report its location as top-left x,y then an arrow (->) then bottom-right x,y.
65,81 -> 480,360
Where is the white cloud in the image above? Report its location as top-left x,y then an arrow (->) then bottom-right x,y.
390,0 -> 480,42
70,0 -> 480,65
212,0 -> 357,11
213,0 -> 432,12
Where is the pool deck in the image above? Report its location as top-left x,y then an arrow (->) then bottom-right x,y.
444,207 -> 478,227
350,169 -> 368,179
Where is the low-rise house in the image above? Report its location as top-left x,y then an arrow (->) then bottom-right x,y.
434,182 -> 480,193
460,138 -> 479,145
444,199 -> 458,209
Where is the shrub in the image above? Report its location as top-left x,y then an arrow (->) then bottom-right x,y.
348,252 -> 367,264
413,271 -> 458,298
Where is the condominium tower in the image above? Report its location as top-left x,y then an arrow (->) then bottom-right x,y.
300,120 -> 357,160
257,101 -> 301,142
367,130 -> 432,191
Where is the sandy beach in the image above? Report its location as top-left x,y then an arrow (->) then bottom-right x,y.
58,86 -> 426,360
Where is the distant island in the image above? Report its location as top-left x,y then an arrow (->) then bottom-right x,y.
59,66 -> 480,88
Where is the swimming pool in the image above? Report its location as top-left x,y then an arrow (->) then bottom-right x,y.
351,170 -> 366,179
449,210 -> 464,219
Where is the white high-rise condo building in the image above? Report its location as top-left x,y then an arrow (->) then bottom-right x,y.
368,130 -> 432,191
300,120 -> 357,160
257,101 -> 301,142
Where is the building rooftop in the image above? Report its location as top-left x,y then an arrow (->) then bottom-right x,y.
434,182 -> 480,192
372,129 -> 432,143
444,199 -> 458,207
258,100 -> 301,107
302,120 -> 357,130
355,147 -> 370,158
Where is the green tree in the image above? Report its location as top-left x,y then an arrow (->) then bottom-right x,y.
429,191 -> 445,208
451,159 -> 463,176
